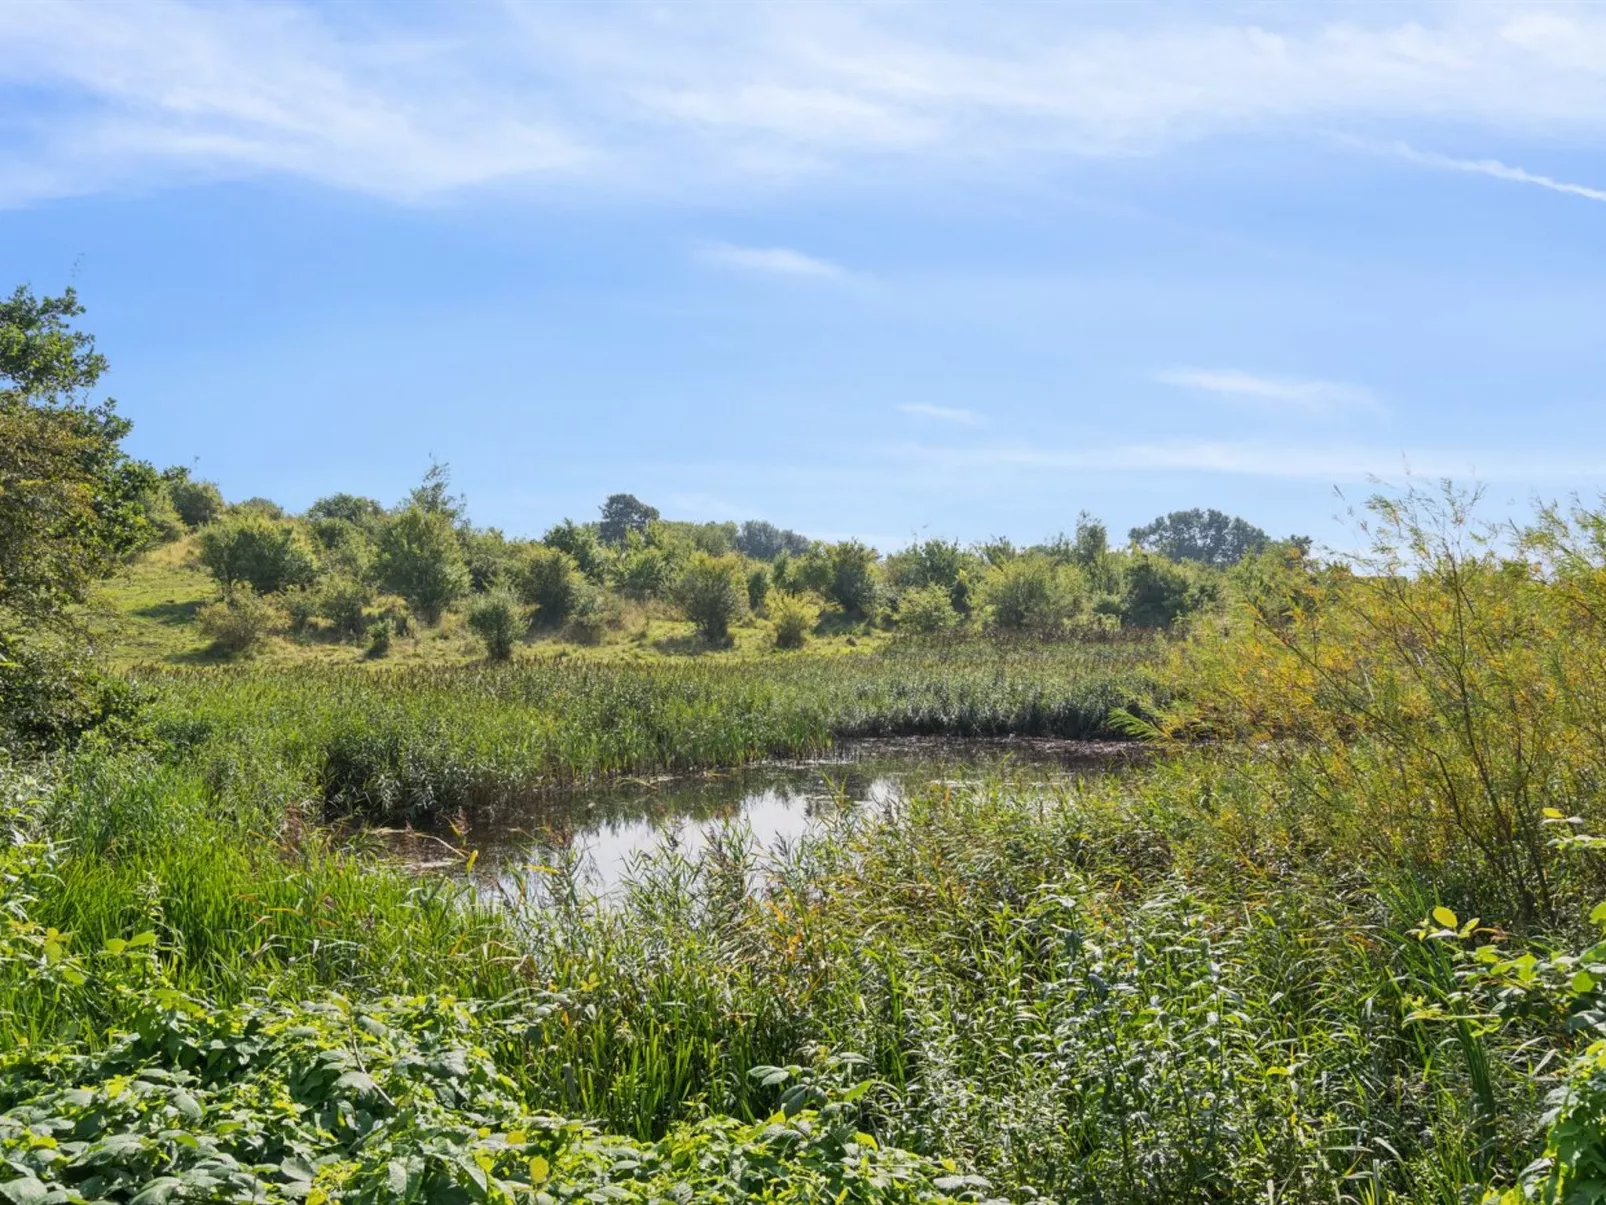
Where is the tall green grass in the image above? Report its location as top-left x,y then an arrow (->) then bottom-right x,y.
134,638 -> 1156,820
0,747 -> 1565,1203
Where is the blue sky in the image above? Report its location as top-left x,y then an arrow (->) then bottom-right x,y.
5,1 -> 1606,549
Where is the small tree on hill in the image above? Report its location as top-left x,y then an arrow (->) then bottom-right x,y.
163,467 -> 225,529
599,494 -> 659,547
677,552 -> 748,644
374,505 -> 468,625
468,591 -> 522,662
1129,508 -> 1271,569
198,513 -> 319,596
519,545 -> 583,627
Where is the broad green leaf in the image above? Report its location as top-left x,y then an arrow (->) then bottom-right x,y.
1431,906 -> 1458,930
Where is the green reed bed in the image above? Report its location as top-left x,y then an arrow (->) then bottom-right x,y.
1,749 -> 1573,1204
132,639 -> 1156,820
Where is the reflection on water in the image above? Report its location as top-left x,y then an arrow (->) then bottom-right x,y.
368,738 -> 1137,894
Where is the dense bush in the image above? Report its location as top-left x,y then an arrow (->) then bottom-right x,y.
316,574 -> 372,639
373,505 -> 468,625
197,513 -> 318,596
519,545 -> 583,627
195,586 -> 283,658
163,468 -> 225,529
769,591 -> 818,649
1119,552 -> 1211,628
897,582 -> 960,633
980,553 -> 1081,633
677,553 -> 748,643
746,563 -> 771,612
467,591 -> 523,661
826,540 -> 881,615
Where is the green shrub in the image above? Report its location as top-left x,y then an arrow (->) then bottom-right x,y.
316,575 -> 371,639
467,591 -> 522,662
898,582 -> 959,633
614,541 -> 676,601
373,505 -> 468,625
980,553 -> 1082,633
1120,552 -> 1211,628
365,617 -> 393,658
369,593 -> 412,638
826,541 -> 881,614
563,584 -> 620,645
197,514 -> 319,596
195,586 -> 283,658
770,591 -> 818,649
747,564 -> 771,612
163,468 -> 224,529
520,545 -> 583,627
0,634 -> 143,750
677,553 -> 748,644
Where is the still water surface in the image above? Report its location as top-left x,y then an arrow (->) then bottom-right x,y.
369,738 -> 1139,894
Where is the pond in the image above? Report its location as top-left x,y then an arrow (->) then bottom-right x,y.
365,737 -> 1142,896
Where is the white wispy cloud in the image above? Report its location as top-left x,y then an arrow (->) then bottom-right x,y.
897,440 -> 1606,484
1389,142 -> 1606,204
897,403 -> 985,427
10,3 -> 1606,203
1157,368 -> 1380,415
696,242 -> 845,278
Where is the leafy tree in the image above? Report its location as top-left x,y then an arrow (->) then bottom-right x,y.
463,527 -> 514,593
306,492 -> 384,526
898,582 -> 959,634
1119,552 -> 1211,628
163,466 -> 225,529
1072,512 -> 1108,567
599,494 -> 659,547
0,285 -> 156,635
734,519 -> 811,561
468,591 -> 522,661
887,538 -> 977,614
769,591 -> 817,649
196,585 -> 283,658
825,541 -> 881,615
677,552 -> 748,643
746,564 -> 771,612
198,513 -> 319,596
374,505 -> 468,624
1129,508 -> 1270,569
233,497 -> 285,520
543,519 -> 606,579
613,540 -> 676,601
519,545 -> 582,626
407,461 -> 466,525
981,554 -> 1082,633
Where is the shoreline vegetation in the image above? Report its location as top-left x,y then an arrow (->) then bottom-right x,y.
6,285 -> 1606,1202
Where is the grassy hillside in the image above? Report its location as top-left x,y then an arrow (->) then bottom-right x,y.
91,536 -> 888,668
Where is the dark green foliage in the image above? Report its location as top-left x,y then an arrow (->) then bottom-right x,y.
734,519 -> 811,560
980,553 -> 1081,632
598,493 -> 659,547
163,468 -> 225,529
462,526 -> 514,592
769,592 -> 817,649
897,582 -> 959,633
197,513 -> 319,596
612,539 -> 675,600
519,545 -> 583,626
542,519 -> 606,579
677,552 -> 748,643
0,635 -> 142,750
886,538 -> 977,615
365,618 -> 392,658
746,563 -> 771,612
0,286 -> 156,634
467,591 -> 522,661
315,575 -> 372,639
195,586 -> 283,658
305,492 -> 384,526
825,541 -> 881,615
233,496 -> 285,520
1119,551 -> 1211,628
373,506 -> 468,625
1130,507 -> 1270,568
